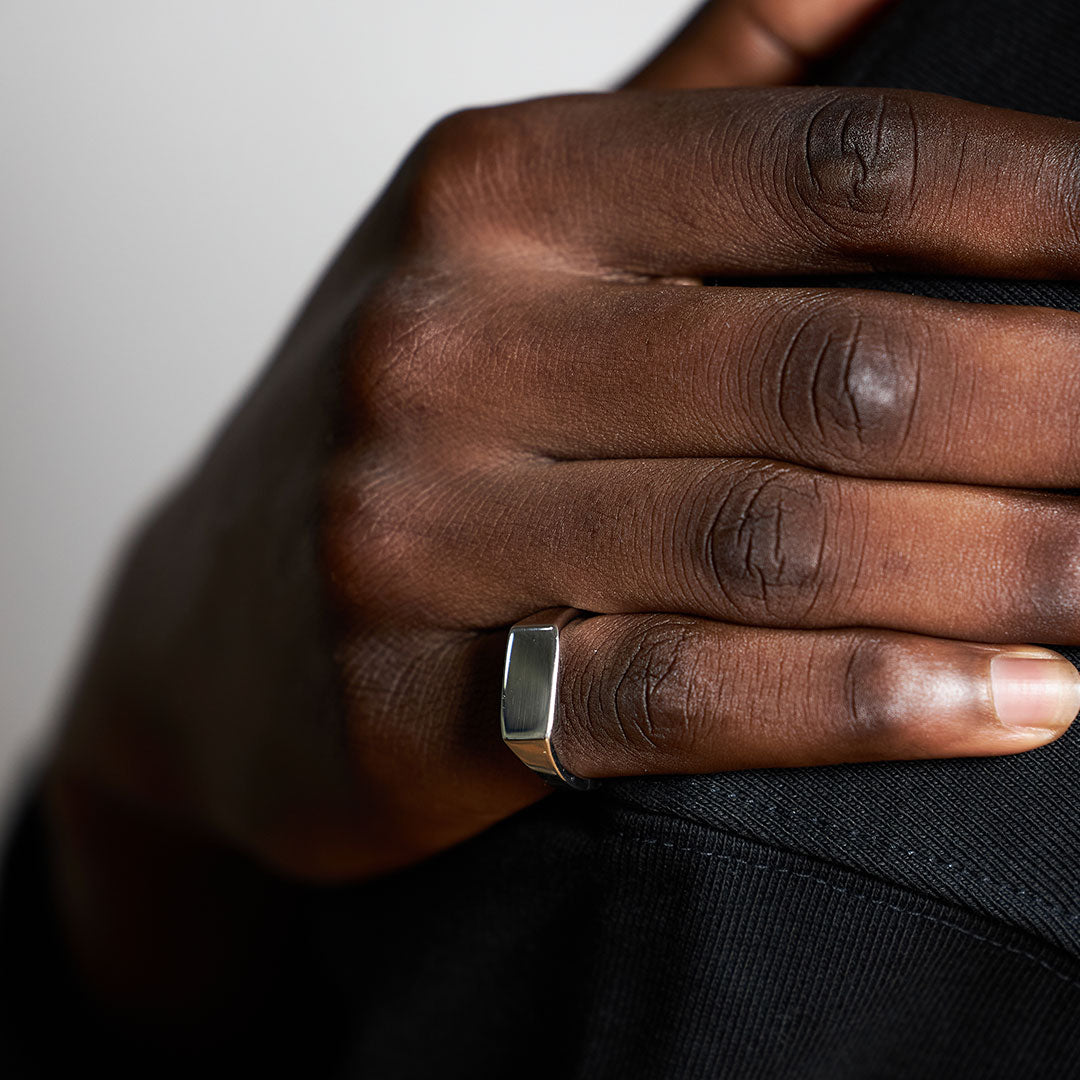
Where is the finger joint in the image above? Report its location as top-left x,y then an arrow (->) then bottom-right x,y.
693,464 -> 836,623
785,90 -> 921,250
766,297 -> 925,469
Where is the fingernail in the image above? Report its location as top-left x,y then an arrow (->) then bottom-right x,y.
990,653 -> 1080,734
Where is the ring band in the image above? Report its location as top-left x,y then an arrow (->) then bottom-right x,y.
500,607 -> 598,791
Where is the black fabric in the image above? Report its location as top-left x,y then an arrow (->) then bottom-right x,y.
320,799 -> 1080,1079
7,1 -> 1080,1076
0,797 -> 67,1079
0,793 -> 345,1078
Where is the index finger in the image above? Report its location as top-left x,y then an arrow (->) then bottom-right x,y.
430,88 -> 1080,279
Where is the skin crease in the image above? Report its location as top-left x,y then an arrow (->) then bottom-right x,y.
35,0 -> 1080,1040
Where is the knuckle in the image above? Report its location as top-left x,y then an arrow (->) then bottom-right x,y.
322,463 -> 429,618
694,464 -> 834,622
786,90 -> 921,246
767,298 -> 925,468
348,271 -> 465,441
400,103 -> 524,247
416,106 -> 499,186
350,266 -> 544,453
574,617 -> 701,765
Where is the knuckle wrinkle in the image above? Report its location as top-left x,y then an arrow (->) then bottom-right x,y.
771,300 -> 922,466
790,91 -> 919,245
699,466 -> 831,621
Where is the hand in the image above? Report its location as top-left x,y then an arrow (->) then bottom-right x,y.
42,0 -> 1080,1019
54,81 -> 1080,883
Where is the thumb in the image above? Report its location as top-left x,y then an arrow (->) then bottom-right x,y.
623,0 -> 895,90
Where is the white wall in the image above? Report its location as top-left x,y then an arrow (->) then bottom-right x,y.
0,1 -> 695,809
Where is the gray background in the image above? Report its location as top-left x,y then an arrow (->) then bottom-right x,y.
0,1 -> 695,811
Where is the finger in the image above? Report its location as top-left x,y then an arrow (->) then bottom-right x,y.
335,620 -> 1078,851
414,278 -> 1080,487
433,88 -> 1080,279
363,459 -> 1080,644
555,616 -> 1080,777
624,0 -> 894,90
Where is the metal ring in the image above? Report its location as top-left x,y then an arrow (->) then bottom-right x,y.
500,607 -> 598,791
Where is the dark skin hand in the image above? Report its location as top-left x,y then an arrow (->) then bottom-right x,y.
39,0 -> 1080,1039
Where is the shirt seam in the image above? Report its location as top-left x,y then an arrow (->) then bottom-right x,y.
595,797 -> 1080,984
600,780 -> 1080,929
605,827 -> 1080,992
676,785 -> 1080,926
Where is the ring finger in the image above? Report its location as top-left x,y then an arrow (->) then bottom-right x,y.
554,615 -> 1080,777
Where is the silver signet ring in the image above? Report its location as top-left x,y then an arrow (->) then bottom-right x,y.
500,607 -> 598,791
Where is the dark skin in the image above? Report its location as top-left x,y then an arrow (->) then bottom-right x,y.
38,0 -> 1080,1041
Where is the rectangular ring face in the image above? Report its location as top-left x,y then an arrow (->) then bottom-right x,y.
501,624 -> 558,742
